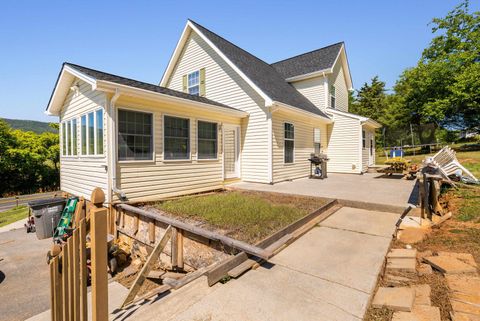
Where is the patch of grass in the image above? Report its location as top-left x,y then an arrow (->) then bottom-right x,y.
0,206 -> 29,227
455,188 -> 480,222
154,191 -> 326,243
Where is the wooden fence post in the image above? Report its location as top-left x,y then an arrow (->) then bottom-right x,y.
79,219 -> 88,321
72,229 -> 80,321
67,236 -> 74,321
91,206 -> 108,321
52,256 -> 62,321
62,243 -> 69,321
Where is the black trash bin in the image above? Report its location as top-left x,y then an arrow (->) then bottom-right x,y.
28,197 -> 66,240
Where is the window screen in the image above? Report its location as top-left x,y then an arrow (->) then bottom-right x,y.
164,116 -> 190,160
118,109 -> 153,161
198,121 -> 217,159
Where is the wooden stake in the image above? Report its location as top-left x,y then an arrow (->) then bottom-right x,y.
171,227 -> 178,269
91,207 -> 108,321
148,219 -> 155,244
121,225 -> 172,308
177,229 -> 184,270
79,219 -> 87,321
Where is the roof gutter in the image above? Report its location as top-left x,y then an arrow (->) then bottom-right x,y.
96,80 -> 248,118
285,68 -> 332,82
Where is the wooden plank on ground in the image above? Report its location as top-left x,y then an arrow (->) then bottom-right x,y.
207,252 -> 248,286
164,266 -> 210,290
146,270 -> 166,279
130,284 -> 172,306
91,207 -> 108,321
228,258 -> 258,278
79,219 -> 87,321
121,225 -> 172,308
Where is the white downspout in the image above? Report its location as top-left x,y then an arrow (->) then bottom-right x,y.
109,89 -> 126,201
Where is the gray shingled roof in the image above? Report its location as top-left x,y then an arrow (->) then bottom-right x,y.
61,63 -> 239,111
271,42 -> 343,79
189,20 -> 329,118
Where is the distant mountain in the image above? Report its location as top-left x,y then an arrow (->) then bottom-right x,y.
1,118 -> 58,134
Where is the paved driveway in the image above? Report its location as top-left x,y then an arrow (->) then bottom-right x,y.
0,228 -> 52,321
120,206 -> 400,321
231,173 -> 417,208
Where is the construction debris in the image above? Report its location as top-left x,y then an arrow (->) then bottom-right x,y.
392,305 -> 441,321
430,146 -> 478,183
417,264 -> 433,276
423,255 -> 477,275
412,284 -> 431,306
388,249 -> 418,259
372,287 -> 416,311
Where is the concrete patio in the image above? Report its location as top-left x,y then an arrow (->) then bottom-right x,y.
230,173 -> 417,208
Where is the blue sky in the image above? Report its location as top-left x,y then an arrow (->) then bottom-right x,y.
0,0 -> 477,122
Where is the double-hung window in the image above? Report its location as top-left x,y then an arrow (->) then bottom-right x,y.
284,123 -> 294,164
80,109 -> 104,156
118,109 -> 153,161
330,84 -> 336,109
197,121 -> 217,159
61,119 -> 77,156
362,130 -> 366,149
164,116 -> 190,160
188,71 -> 200,96
314,128 -> 321,155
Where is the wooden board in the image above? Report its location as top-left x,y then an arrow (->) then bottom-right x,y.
91,207 -> 108,321
207,252 -> 248,286
121,225 -> 172,308
228,258 -> 258,278
79,219 -> 87,321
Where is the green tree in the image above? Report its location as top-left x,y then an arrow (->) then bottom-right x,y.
350,76 -> 388,123
391,0 -> 480,140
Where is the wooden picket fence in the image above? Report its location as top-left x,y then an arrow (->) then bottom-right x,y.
49,194 -> 109,321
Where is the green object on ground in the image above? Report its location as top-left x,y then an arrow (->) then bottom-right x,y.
53,197 -> 78,240
0,206 -> 29,227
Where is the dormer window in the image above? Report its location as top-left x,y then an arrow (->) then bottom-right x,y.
188,70 -> 200,96
330,84 -> 336,109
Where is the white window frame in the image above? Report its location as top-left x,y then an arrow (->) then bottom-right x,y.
330,84 -> 336,109
71,118 -> 77,156
79,108 -> 104,157
314,128 -> 321,155
362,130 -> 366,149
187,70 -> 200,96
61,118 -> 78,157
284,122 -> 295,164
163,114 -> 191,161
196,119 -> 219,160
117,107 -> 155,162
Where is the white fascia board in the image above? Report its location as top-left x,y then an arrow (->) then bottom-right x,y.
326,108 -> 366,121
273,101 -> 332,123
285,68 -> 332,82
159,23 -> 191,86
96,81 -> 248,118
361,119 -> 382,129
45,66 -> 98,116
162,21 -> 273,105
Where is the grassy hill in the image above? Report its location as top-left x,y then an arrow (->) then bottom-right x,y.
1,118 -> 58,134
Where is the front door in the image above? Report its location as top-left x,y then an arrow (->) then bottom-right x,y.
224,126 -> 239,178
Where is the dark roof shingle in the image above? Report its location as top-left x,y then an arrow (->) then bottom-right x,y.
189,20 -> 329,118
271,42 -> 343,79
64,63 -> 239,111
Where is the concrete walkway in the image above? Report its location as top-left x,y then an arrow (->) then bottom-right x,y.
118,206 -> 399,321
231,173 -> 417,207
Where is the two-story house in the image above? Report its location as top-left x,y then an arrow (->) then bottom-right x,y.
45,20 -> 380,204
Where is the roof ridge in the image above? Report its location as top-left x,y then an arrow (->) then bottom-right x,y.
270,41 -> 344,66
188,19 -> 275,70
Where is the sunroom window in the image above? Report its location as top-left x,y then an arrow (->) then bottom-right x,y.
61,118 -> 77,156
118,109 -> 153,161
164,116 -> 190,160
198,121 -> 217,159
79,109 -> 104,156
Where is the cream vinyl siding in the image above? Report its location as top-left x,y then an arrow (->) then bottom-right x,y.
326,112 -> 361,173
328,62 -> 349,112
165,30 -> 269,183
115,95 -> 241,203
59,80 -> 108,202
272,110 -> 328,182
291,77 -> 326,111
